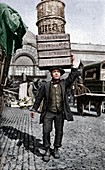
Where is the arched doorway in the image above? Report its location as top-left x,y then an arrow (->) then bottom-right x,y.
13,55 -> 34,76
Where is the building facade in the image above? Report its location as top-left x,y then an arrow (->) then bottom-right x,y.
9,31 -> 47,81
8,0 -> 105,80
9,30 -> 105,81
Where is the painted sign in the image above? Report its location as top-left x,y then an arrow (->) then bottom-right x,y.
38,49 -> 71,58
36,34 -> 70,42
37,41 -> 70,51
39,57 -> 71,67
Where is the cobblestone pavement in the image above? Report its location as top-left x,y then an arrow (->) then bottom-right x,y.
0,106 -> 105,170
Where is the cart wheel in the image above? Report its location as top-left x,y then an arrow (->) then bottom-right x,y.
0,95 -> 4,114
97,106 -> 101,117
77,100 -> 83,116
96,103 -> 101,117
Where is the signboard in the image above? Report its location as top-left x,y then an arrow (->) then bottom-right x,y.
39,57 -> 71,68
36,34 -> 70,42
19,83 -> 27,100
38,41 -> 70,51
36,33 -> 71,69
38,49 -> 71,58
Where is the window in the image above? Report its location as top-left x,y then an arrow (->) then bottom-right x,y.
35,66 -> 46,76
15,66 -> 33,76
85,68 -> 96,80
102,63 -> 105,69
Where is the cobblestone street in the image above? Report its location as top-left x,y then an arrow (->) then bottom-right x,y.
0,106 -> 105,170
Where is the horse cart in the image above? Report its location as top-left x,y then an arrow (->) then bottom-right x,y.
0,3 -> 27,114
0,45 -> 12,113
74,60 -> 105,116
75,93 -> 105,116
0,46 -> 6,113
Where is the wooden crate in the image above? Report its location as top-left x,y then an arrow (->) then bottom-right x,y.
36,33 -> 71,69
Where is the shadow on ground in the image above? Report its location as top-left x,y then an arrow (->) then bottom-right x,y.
0,126 -> 45,157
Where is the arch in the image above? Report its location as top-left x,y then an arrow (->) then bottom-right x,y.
12,52 -> 37,65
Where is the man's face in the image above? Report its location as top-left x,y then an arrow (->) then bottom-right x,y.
51,69 -> 61,80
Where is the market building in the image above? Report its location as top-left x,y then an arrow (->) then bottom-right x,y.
8,0 -> 105,81
8,32 -> 105,81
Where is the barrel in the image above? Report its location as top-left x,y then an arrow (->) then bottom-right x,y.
36,0 -> 66,34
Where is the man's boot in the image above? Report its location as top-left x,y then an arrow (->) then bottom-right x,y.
53,147 -> 60,159
43,148 -> 51,162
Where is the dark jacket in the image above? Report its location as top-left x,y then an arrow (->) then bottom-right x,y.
33,67 -> 80,123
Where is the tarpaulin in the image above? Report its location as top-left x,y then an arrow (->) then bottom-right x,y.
0,3 -> 27,58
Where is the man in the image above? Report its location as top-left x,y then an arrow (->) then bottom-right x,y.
30,55 -> 80,162
75,76 -> 91,115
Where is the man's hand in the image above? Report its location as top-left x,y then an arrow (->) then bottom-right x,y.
70,53 -> 75,65
30,112 -> 35,118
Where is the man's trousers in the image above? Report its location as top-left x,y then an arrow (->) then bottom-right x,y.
43,111 -> 64,148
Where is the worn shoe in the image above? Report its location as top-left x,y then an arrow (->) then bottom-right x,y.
53,147 -> 60,159
43,148 -> 51,162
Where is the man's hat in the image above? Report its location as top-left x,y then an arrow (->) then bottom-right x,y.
49,67 -> 65,75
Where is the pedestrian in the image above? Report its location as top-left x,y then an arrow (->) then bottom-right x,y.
28,82 -> 34,101
30,54 -> 80,162
75,76 -> 91,115
75,76 -> 90,95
